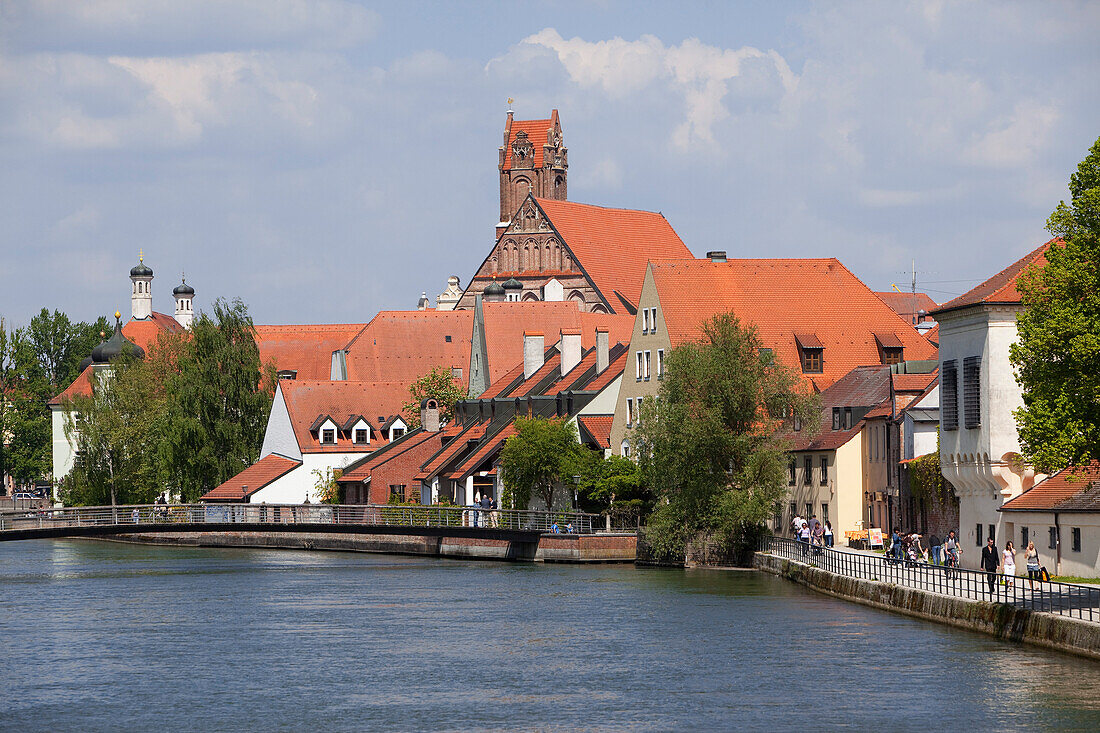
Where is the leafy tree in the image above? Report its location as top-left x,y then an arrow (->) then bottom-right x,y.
26,309 -> 111,391
402,365 -> 466,428
634,312 -> 819,562
575,454 -> 652,527
312,467 -> 343,504
1011,136 -> 1100,472
500,416 -> 583,511
162,298 -> 275,501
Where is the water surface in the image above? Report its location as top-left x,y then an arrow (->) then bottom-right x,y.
3,539 -> 1099,731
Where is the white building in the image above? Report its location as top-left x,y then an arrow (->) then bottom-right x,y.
933,240 -> 1053,568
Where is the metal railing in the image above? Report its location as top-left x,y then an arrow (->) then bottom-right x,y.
0,503 -> 602,535
759,535 -> 1100,624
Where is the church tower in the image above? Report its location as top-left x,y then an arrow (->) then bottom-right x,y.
173,277 -> 195,328
130,253 -> 153,320
497,108 -> 567,238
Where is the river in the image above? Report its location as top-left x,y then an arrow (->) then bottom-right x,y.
3,539 -> 1100,731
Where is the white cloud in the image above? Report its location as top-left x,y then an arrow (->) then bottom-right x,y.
965,101 -> 1061,168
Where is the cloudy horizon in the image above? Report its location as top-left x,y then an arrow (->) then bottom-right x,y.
2,0 -> 1098,328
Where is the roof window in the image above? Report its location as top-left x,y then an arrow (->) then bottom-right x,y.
794,333 -> 823,374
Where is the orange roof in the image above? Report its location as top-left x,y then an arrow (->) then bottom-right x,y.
342,310 -> 472,384
577,415 -> 613,449
648,258 -> 939,389
448,424 -> 517,480
415,424 -> 487,482
874,292 -> 938,322
933,238 -> 1058,316
48,364 -> 95,406
922,323 -> 939,346
502,114 -> 555,170
480,301 -> 632,383
201,454 -> 302,501
584,349 -> 628,393
893,372 -> 937,393
479,361 -> 526,400
254,323 -> 368,381
122,312 -> 184,353
1001,462 -> 1100,512
534,197 -> 692,311
338,430 -> 442,483
279,380 -> 412,454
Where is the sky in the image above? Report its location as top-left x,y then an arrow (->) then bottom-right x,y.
2,0 -> 1099,328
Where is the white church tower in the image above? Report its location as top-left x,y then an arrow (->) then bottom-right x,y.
130,253 -> 153,320
173,277 -> 195,328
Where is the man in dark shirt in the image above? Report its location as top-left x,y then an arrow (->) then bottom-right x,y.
929,533 -> 943,566
981,536 -> 1000,597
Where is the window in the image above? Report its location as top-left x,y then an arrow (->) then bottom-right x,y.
451,367 -> 462,379
963,356 -> 981,429
988,524 -> 995,545
642,309 -> 650,334
657,349 -> 665,379
1072,527 -> 1081,552
976,523 -> 982,546
832,408 -> 841,430
882,347 -> 903,365
788,459 -> 796,486
793,415 -> 802,432
760,347 -> 773,362
650,308 -> 658,334
942,360 -> 959,430
788,501 -> 796,526
773,506 -> 783,530
626,398 -> 634,426
800,348 -> 823,374
392,427 -> 405,440
1049,526 -> 1058,550
844,408 -> 853,430
803,456 -> 813,485
621,440 -> 630,458
354,428 -> 368,444
389,484 -> 406,501
821,503 -> 829,524
805,502 -> 813,518
636,351 -> 643,382
643,350 -> 651,381
1021,526 -> 1029,549
445,335 -> 452,342
819,456 -> 828,485
322,429 -> 336,444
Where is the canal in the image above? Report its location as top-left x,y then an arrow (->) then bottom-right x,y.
3,540 -> 1100,731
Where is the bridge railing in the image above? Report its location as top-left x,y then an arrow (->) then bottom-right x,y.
0,503 -> 602,535
758,535 -> 1100,624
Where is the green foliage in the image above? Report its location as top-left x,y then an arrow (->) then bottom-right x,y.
312,467 -> 342,504
574,454 -> 652,526
402,365 -> 465,429
635,312 -> 820,560
499,416 -> 583,511
1011,136 -> 1100,472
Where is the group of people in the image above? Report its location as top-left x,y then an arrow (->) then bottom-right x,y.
980,536 -> 1046,595
470,492 -> 499,528
791,514 -> 834,555
886,528 -> 964,568
884,527 -> 1046,595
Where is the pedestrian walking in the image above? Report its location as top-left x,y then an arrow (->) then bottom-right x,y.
823,521 -> 834,548
798,519 -> 811,558
1002,541 -> 1017,590
791,514 -> 803,540
928,532 -> 943,566
943,531 -> 959,577
812,520 -> 825,554
1024,541 -> 1041,591
981,536 -> 1000,597
890,528 -> 902,562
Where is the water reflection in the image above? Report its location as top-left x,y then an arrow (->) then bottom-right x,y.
2,539 -> 1099,732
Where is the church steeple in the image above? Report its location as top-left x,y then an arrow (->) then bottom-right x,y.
130,251 -> 153,320
497,108 -> 566,238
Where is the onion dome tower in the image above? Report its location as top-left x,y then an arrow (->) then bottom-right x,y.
173,276 -> 195,328
89,311 -> 145,368
130,253 -> 154,320
502,277 -> 523,302
483,279 -> 506,303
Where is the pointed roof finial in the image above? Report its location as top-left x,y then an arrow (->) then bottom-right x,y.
507,97 -> 513,114
139,248 -> 144,263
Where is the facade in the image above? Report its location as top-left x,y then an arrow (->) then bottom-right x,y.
999,463 -> 1100,577
933,240 -> 1055,568
611,253 -> 940,458
496,109 -> 567,238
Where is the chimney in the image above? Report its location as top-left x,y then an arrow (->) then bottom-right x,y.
523,332 -> 545,379
707,250 -> 727,263
420,398 -> 440,433
595,327 -> 609,374
560,329 -> 582,376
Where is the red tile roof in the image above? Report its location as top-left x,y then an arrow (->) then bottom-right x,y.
648,258 -> 939,389
789,366 -> 892,451
415,424 -> 487,482
48,365 -> 95,406
933,239 -> 1058,316
337,429 -> 442,483
254,323 -> 368,381
874,292 -> 938,322
122,313 -> 184,353
584,350 -> 628,393
448,424 -> 517,481
201,454 -> 302,501
1001,462 -> 1100,512
342,310 -> 472,384
922,323 -> 939,347
502,114 -> 555,170
534,197 -> 692,311
279,380 -> 413,454
893,372 -> 937,393
578,415 -> 613,449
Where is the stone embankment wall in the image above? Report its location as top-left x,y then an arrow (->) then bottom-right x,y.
754,553 -> 1100,661
110,530 -> 636,563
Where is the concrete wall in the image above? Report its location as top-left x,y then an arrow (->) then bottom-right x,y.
1002,512 -> 1100,578
250,452 -> 364,504
50,406 -> 76,491
755,553 -> 1100,661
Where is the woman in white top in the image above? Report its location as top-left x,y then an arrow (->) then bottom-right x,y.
1002,541 -> 1017,589
1024,541 -> 1042,591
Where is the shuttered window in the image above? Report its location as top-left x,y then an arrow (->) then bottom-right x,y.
963,356 -> 981,429
942,360 -> 958,431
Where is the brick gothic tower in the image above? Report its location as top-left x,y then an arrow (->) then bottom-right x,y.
497,109 -> 567,238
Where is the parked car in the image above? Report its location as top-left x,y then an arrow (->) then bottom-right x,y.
12,492 -> 36,501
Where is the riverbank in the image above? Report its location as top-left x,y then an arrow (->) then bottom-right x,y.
106,528 -> 637,563
754,552 -> 1100,661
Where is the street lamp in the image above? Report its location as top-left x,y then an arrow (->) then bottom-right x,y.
572,474 -> 581,510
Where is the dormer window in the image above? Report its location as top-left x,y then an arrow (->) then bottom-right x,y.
322,429 -> 336,444
882,348 -> 903,365
354,428 -> 368,444
795,333 -> 823,374
874,333 -> 904,366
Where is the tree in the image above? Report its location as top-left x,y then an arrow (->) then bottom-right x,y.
500,416 -> 583,511
634,312 -> 819,562
161,298 -> 275,501
402,365 -> 466,429
575,454 -> 652,527
1011,136 -> 1100,472
26,309 -> 111,392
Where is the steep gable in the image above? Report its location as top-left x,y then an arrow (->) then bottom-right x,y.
932,238 -> 1057,317
279,380 -> 412,454
342,310 -> 472,385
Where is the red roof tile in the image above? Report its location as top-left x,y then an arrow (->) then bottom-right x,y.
415,424 -> 487,482
789,366 -> 892,451
922,323 -> 939,347
893,372 -> 937,393
48,364 -> 95,406
874,292 -> 938,322
122,313 -> 184,354
578,415 -> 613,449
503,116 -> 554,170
448,424 -> 517,481
342,310 -> 472,384
649,258 -> 939,389
338,430 -> 442,483
933,239 -> 1058,316
583,349 -> 628,393
534,197 -> 692,311
1001,462 -> 1100,512
254,323 -> 368,381
201,454 -> 302,501
279,380 -> 413,454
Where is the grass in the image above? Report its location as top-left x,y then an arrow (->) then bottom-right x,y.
1050,575 -> 1100,585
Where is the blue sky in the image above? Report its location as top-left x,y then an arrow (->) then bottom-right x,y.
2,1 -> 1098,327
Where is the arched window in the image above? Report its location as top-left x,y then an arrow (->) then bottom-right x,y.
621,440 -> 630,458
522,292 -> 539,302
